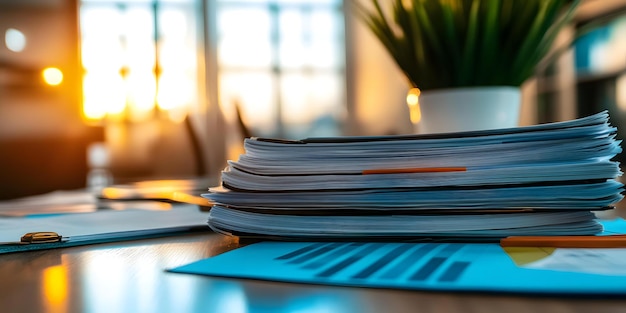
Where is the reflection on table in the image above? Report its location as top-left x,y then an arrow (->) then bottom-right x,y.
2,228 -> 626,313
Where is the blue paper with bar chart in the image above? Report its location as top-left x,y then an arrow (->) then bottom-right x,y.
169,220 -> 626,295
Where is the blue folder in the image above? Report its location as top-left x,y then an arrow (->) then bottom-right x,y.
169,218 -> 626,295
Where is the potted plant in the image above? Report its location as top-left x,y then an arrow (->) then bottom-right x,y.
352,0 -> 580,133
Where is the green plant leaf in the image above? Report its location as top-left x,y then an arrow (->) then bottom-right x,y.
440,0 -> 462,79
477,0 -> 499,84
349,0 -> 579,90
459,0 -> 480,86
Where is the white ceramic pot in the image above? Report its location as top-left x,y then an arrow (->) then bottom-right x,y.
415,86 -> 521,134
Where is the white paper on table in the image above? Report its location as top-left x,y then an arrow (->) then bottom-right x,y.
522,248 -> 626,276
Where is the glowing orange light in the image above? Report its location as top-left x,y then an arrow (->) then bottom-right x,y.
406,87 -> 421,124
156,73 -> 190,122
82,72 -> 126,121
42,67 -> 63,86
43,265 -> 68,313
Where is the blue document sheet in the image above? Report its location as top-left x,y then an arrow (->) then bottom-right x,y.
169,219 -> 626,295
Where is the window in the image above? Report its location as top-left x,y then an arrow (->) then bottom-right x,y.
80,0 -> 201,123
79,0 -> 347,177
216,0 -> 346,139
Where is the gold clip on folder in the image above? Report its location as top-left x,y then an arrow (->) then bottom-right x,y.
0,232 -> 65,246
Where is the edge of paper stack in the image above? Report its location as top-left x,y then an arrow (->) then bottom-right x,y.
203,111 -> 624,240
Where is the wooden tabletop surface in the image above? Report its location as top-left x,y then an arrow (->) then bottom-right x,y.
1,227 -> 626,313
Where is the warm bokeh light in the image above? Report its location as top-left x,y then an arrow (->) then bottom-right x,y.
43,264 -> 68,313
82,72 -> 126,121
156,72 -> 191,122
42,67 -> 64,86
406,87 -> 421,124
126,72 -> 157,122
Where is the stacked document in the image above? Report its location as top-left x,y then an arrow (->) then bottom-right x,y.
204,111 -> 624,239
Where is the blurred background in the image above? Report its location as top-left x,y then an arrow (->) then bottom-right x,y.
0,0 -> 625,200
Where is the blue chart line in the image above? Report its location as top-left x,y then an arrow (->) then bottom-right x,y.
410,257 -> 447,281
439,261 -> 470,282
276,243 -> 472,283
438,243 -> 464,257
316,244 -> 381,278
352,244 -> 414,279
409,244 -> 466,281
302,243 -> 364,270
380,244 -> 437,279
275,243 -> 323,260
288,243 -> 343,265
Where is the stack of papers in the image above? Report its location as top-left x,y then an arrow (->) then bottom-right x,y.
204,111 -> 624,239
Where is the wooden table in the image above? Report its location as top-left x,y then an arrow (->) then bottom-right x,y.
1,230 -> 625,313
